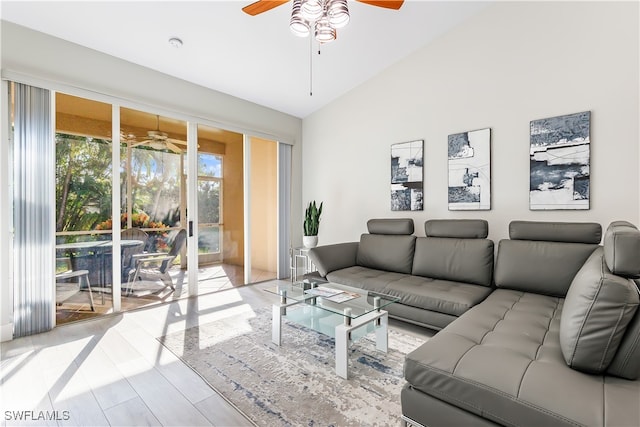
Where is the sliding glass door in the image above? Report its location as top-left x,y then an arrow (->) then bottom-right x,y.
248,136 -> 279,283
194,129 -> 282,289
8,81 -> 291,334
120,107 -> 188,304
195,125 -> 224,265
55,93 -> 114,323
53,95 -> 192,324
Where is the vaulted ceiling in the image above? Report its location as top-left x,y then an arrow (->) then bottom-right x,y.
2,1 -> 490,118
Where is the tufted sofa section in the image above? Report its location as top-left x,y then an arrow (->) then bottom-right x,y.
309,218 -> 494,329
402,221 -> 640,427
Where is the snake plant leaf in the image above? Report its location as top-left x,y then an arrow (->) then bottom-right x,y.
303,200 -> 323,236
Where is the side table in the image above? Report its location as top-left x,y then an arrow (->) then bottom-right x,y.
290,246 -> 316,281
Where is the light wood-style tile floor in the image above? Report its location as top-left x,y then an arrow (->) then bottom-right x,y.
1,280 -> 432,427
55,264 -> 276,326
1,281 -> 284,427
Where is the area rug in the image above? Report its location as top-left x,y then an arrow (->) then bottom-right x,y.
158,306 -> 427,426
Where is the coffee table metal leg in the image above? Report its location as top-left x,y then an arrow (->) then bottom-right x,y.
335,307 -> 352,379
335,332 -> 349,378
272,304 -> 284,346
375,311 -> 388,352
335,309 -> 388,379
335,330 -> 349,379
272,291 -> 303,346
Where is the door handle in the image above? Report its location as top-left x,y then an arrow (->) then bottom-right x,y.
189,221 -> 194,237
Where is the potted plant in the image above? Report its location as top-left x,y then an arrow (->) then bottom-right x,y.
303,200 -> 323,248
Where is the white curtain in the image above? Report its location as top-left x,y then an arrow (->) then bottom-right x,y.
12,82 -> 54,337
278,143 -> 292,279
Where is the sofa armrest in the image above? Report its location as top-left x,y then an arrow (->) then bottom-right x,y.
308,242 -> 359,277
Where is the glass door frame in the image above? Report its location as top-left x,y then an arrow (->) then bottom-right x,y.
186,122 -> 198,296
196,155 -> 223,265
111,105 -> 122,311
3,73 -> 293,334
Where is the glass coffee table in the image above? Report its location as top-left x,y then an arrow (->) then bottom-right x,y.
266,280 -> 399,379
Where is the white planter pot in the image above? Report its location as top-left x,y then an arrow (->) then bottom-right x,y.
303,235 -> 318,248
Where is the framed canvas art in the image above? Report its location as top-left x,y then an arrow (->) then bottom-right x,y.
530,111 -> 590,210
391,140 -> 423,211
448,128 -> 491,210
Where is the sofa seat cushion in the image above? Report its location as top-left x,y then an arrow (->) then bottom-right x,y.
404,289 -> 640,427
383,277 -> 493,317
326,266 -> 409,294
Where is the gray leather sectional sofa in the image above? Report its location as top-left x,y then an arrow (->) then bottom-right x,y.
308,218 -> 494,329
308,219 -> 640,427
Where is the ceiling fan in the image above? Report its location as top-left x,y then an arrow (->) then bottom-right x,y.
242,0 -> 403,16
243,0 -> 404,43
126,116 -> 187,154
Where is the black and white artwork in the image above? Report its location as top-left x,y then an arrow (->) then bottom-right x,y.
530,111 -> 590,210
448,128 -> 491,210
391,140 -> 423,211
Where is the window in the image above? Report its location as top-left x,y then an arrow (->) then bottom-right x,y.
197,153 -> 222,262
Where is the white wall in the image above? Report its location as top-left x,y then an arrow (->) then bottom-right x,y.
0,21 -> 303,341
302,1 -> 640,245
1,21 -> 302,144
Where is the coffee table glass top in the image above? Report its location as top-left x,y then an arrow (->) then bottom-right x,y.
265,280 -> 399,319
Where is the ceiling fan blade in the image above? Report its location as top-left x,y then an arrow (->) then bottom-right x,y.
167,138 -> 187,146
131,140 -> 149,148
357,0 -> 404,10
242,0 -> 289,16
165,142 -> 183,153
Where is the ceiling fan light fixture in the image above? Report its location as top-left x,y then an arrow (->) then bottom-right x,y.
290,0 -> 311,37
149,141 -> 166,151
327,0 -> 349,28
301,0 -> 323,21
315,16 -> 336,43
245,0 -> 404,44
290,0 -> 345,43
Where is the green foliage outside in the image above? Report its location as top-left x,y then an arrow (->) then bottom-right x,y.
55,133 -> 221,254
56,134 -> 113,233
56,133 -> 181,238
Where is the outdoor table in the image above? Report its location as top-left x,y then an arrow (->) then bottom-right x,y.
56,239 -> 144,287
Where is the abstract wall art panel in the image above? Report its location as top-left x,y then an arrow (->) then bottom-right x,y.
391,140 -> 423,211
448,128 -> 491,210
529,111 -> 590,210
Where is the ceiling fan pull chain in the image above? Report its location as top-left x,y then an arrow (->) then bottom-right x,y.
309,35 -> 313,96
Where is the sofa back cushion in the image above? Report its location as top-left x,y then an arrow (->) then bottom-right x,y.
604,222 -> 640,380
357,234 -> 416,274
411,220 -> 493,287
357,219 -> 416,275
560,247 -> 640,374
607,288 -> 640,379
494,221 -> 601,297
411,238 -> 493,286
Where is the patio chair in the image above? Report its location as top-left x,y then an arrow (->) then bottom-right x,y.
126,229 -> 187,294
122,227 -> 149,250
55,258 -> 95,311
121,228 -> 148,282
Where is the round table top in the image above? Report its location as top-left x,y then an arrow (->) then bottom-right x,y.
56,239 -> 144,251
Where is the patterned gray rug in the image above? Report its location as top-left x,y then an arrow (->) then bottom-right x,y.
158,306 -> 426,426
